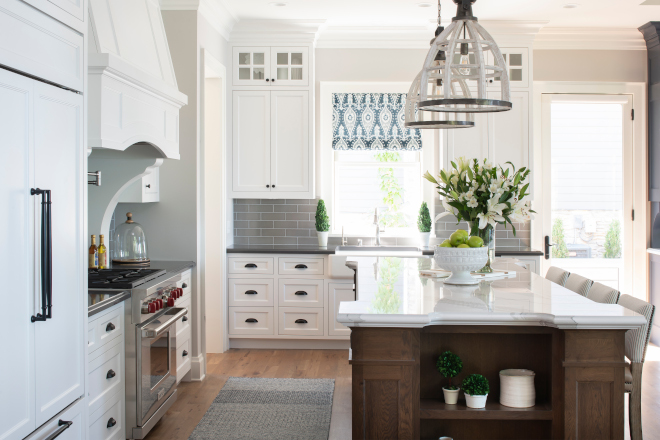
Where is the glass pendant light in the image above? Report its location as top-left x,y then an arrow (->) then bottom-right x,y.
405,0 -> 474,129
418,0 -> 512,113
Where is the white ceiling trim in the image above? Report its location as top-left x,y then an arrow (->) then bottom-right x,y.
534,27 -> 646,51
160,0 -> 237,40
230,19 -> 326,44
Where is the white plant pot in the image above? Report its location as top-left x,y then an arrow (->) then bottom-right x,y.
434,246 -> 488,285
419,232 -> 431,248
464,393 -> 488,409
499,369 -> 535,408
442,387 -> 460,405
317,231 -> 329,247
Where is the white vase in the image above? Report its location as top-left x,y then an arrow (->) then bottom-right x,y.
317,231 -> 329,247
499,369 -> 535,408
442,387 -> 460,405
419,232 -> 431,248
464,393 -> 488,409
434,246 -> 488,285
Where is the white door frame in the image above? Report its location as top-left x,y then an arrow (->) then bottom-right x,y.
533,81 -> 647,299
200,49 -> 229,356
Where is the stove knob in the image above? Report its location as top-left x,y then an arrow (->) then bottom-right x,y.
148,302 -> 156,314
178,288 -> 183,297
167,297 -> 175,307
157,299 -> 163,310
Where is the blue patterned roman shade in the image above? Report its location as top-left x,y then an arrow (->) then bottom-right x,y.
332,93 -> 422,151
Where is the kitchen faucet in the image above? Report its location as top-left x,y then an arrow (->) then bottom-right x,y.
373,208 -> 384,246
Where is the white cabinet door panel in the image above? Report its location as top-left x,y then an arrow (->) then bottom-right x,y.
489,91 -> 529,172
445,112 -> 489,167
33,82 -> 84,426
270,47 -> 309,87
270,91 -> 309,193
0,68 -> 35,440
232,91 -> 271,192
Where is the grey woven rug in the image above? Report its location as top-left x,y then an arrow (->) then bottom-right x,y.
188,377 -> 335,440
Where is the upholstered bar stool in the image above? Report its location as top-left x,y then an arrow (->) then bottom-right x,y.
617,294 -> 656,440
545,266 -> 569,286
587,282 -> 620,304
564,273 -> 594,297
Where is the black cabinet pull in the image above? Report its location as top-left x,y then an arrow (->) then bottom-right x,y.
106,369 -> 116,379
182,316 -> 188,322
145,184 -> 151,188
272,78 -> 276,82
245,263 -> 257,268
31,188 -> 52,322
272,184 -> 275,188
182,283 -> 188,288
295,319 -> 308,324
45,420 -> 73,440
245,290 -> 258,295
294,291 -> 308,296
266,78 -> 270,82
266,184 -> 270,188
106,322 -> 115,332
245,318 -> 258,323
182,350 -> 188,357
294,264 -> 307,269
107,418 -> 116,428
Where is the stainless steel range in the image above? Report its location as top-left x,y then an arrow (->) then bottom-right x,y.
89,268 -> 188,439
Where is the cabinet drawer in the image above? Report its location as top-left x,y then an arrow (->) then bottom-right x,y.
229,278 -> 274,306
278,279 -> 323,307
175,298 -> 192,336
229,257 -> 274,275
89,393 -> 124,440
278,257 -> 324,276
88,304 -> 123,355
87,339 -> 123,416
176,337 -> 191,382
278,307 -> 323,336
229,307 -> 274,335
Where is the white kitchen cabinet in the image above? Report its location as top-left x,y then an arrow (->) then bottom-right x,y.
327,282 -> 355,336
24,398 -> 85,440
445,112 -> 490,166
488,48 -> 529,90
232,90 -> 311,197
490,91 -> 530,172
118,167 -> 159,203
232,46 -> 309,87
20,0 -> 85,33
0,68 -> 85,439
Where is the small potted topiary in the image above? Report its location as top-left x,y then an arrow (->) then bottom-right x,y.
315,199 -> 330,247
436,350 -> 463,404
462,374 -> 490,408
417,202 -> 432,248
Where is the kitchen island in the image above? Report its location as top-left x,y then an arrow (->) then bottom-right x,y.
337,257 -> 646,440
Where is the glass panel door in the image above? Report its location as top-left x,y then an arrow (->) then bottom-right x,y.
138,327 -> 176,424
542,94 -> 633,294
233,47 -> 270,86
270,47 -> 308,86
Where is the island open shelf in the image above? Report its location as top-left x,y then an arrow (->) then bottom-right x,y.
419,399 -> 553,420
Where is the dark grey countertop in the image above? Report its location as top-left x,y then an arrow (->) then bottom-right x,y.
108,260 -> 195,275
227,244 -> 543,256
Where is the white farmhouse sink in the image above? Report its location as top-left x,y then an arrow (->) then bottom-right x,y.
329,246 -> 424,278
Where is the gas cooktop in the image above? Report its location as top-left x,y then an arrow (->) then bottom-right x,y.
88,268 -> 166,289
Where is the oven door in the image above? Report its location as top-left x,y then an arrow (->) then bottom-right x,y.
136,307 -> 187,426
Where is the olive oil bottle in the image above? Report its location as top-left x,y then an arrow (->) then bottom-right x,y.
98,235 -> 107,269
89,235 -> 98,269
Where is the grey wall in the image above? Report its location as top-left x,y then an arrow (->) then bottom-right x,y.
534,50 -> 647,83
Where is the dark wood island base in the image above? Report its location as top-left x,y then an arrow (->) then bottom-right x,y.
349,326 -> 626,440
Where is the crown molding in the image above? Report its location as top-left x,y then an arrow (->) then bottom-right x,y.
534,27 -> 646,50
160,0 -> 236,41
230,19 -> 326,44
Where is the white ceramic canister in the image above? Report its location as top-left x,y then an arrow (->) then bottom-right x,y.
499,369 -> 536,408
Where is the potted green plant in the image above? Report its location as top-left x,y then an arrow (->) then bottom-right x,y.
462,374 -> 490,408
315,199 -> 330,247
436,351 -> 462,404
417,202 -> 432,248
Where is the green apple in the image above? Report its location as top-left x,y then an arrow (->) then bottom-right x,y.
439,240 -> 452,248
467,236 -> 484,248
449,231 -> 467,247
457,244 -> 470,248
455,229 -> 469,238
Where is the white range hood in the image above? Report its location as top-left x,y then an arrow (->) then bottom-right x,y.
88,0 -> 187,159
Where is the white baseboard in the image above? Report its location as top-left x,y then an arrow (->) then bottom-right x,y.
191,354 -> 206,381
229,338 -> 350,350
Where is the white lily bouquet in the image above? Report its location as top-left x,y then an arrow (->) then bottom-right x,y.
424,157 -> 534,272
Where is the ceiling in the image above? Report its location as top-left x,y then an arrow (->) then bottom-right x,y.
221,0 -> 658,29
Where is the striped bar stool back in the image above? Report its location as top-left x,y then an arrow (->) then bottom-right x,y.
564,273 -> 594,297
545,266 -> 569,286
587,282 -> 620,304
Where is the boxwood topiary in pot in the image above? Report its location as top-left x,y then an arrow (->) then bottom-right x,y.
417,202 -> 432,247
462,374 -> 490,408
436,351 -> 463,404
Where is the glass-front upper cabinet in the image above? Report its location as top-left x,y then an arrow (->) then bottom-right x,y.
233,46 -> 309,87
487,47 -> 529,89
233,47 -> 271,86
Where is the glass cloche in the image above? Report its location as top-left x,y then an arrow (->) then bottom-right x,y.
112,212 -> 149,265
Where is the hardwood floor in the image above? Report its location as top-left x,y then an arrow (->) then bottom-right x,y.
145,345 -> 660,440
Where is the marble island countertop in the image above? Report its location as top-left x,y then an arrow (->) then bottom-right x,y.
337,257 -> 645,330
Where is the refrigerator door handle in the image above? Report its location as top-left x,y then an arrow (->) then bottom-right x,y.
31,188 -> 52,322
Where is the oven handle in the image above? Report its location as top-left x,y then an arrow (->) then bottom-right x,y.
141,308 -> 188,339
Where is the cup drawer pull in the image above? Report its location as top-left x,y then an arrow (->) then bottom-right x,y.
244,263 -> 258,268
182,316 -> 188,322
295,319 -> 308,324
105,323 -> 115,332
245,318 -> 258,323
106,369 -> 116,379
245,290 -> 258,295
294,291 -> 308,296
107,418 -> 116,429
182,350 -> 188,357
294,264 -> 308,269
